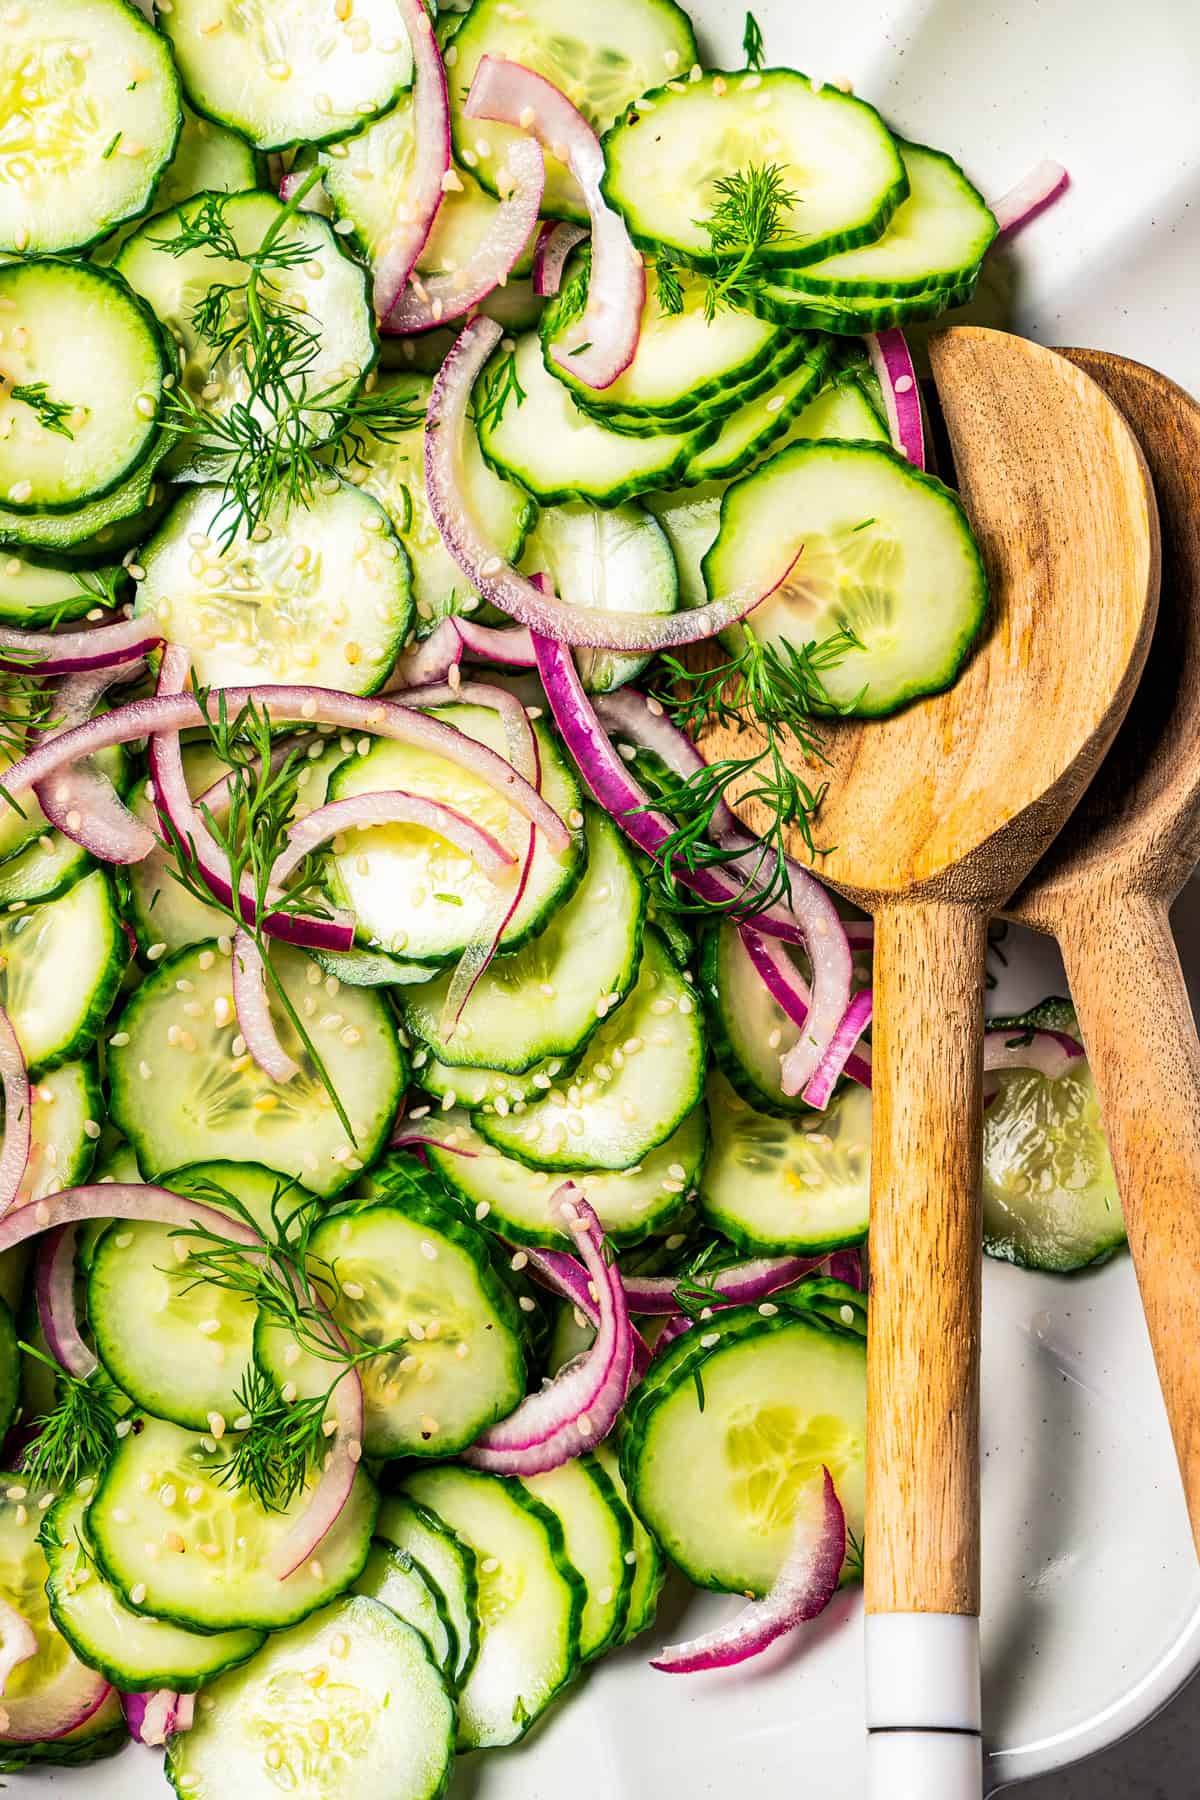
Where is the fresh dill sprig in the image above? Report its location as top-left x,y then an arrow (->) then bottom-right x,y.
474,346 -> 527,434
209,1362 -> 337,1513
697,161 -> 798,320
653,255 -> 685,318
845,1522 -> 864,1580
9,382 -> 77,440
157,689 -> 354,1140
19,1348 -> 122,1491
742,10 -> 766,68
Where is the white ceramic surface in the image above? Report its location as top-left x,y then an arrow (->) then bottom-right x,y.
28,0 -> 1200,1793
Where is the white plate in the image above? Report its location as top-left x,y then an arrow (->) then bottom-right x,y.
31,0 -> 1200,1793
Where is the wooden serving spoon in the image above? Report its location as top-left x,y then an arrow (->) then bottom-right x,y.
695,326 -> 1159,1797
1003,348 -> 1200,1559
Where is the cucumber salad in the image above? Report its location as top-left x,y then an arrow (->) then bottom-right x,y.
0,0 -> 1098,1791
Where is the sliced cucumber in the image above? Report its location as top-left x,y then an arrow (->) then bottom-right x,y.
89,1416 -> 378,1631
376,1493 -> 480,1688
447,0 -> 697,221
522,1455 -> 634,1661
702,1070 -> 870,1254
343,371 -> 533,628
166,1597 -> 455,1800
0,260 -> 167,515
476,930 -> 706,1171
0,871 -> 126,1075
773,139 -> 996,299
1,1686 -> 126,1772
983,997 -> 1125,1272
593,1440 -> 664,1643
107,939 -> 407,1199
749,274 -> 977,334
0,0 -> 182,256
680,335 -> 833,486
0,554 -> 126,629
601,70 -> 906,269
18,1059 -> 103,1209
325,702 -> 584,964
622,1308 -> 865,1594
95,105 -> 259,262
353,1539 -> 456,1678
477,331 -> 715,507
700,919 -> 814,1115
159,0 -> 415,152
402,807 -> 643,1071
703,439 -> 988,715
162,1158 -> 317,1237
519,502 -> 678,693
0,451 -> 167,554
413,1049 -> 570,1111
425,1105 -> 704,1247
403,1464 -> 584,1749
0,829 -> 97,911
256,1186 -> 527,1459
43,1488 -> 265,1692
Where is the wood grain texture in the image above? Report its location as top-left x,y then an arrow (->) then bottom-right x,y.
865,903 -> 985,1615
1007,349 -> 1200,1556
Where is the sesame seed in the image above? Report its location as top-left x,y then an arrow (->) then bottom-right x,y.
519,1296 -> 536,1313
207,1412 -> 226,1439
147,941 -> 167,960
840,1304 -> 857,1324
759,1302 -> 779,1317
7,482 -> 33,505
341,1280 -> 365,1299
475,1201 -> 491,1221
131,1583 -> 147,1605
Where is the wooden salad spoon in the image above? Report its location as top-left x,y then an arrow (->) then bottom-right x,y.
1003,348 -> 1200,1558
694,326 -> 1159,1797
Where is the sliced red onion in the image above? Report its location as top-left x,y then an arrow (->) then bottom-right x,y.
0,1598 -> 37,1698
467,57 -> 643,391
653,1313 -> 692,1355
532,221 -> 588,298
385,136 -> 544,333
374,0 -> 450,324
739,926 -> 872,1092
983,1024 -> 1083,1090
123,1689 -> 189,1746
521,1241 -> 652,1378
386,617 -> 536,690
175,1691 -> 196,1733
651,1467 -> 845,1672
619,1252 -> 837,1315
593,687 -> 741,843
35,1226 -> 97,1379
427,317 -> 803,650
0,1005 -> 30,1221
2,1662 -> 111,1744
33,657 -> 156,865
0,614 -> 161,677
390,1124 -> 478,1155
826,1248 -> 864,1291
192,736 -> 303,817
844,920 -> 874,951
266,1338 -> 363,1582
463,1187 -> 633,1474
991,161 -> 1069,236
864,329 -> 924,470
272,789 -> 517,891
231,930 -> 300,1085
278,171 -> 332,215
803,987 -> 874,1110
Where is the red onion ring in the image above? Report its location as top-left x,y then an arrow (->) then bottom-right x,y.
991,161 -> 1069,236
0,614 -> 161,677
0,1598 -> 37,1698
463,1186 -> 633,1474
532,221 -> 588,297
231,930 -> 300,1086
123,1689 -> 190,1746
0,1005 -> 30,1221
520,1241 -> 652,1378
272,790 -> 517,891
386,618 -> 536,690
426,317 -> 805,651
803,987 -> 874,1110
620,1252 -> 838,1315
739,926 -> 872,1092
33,657 -> 156,865
385,136 -> 544,333
34,1225 -> 97,1379
374,0 -> 450,324
650,1467 -> 845,1672
826,1248 -> 864,1290
266,1332 -> 363,1582
466,57 -> 643,391
983,1024 -> 1083,1092
175,1691 -> 196,1733
865,329 -> 924,469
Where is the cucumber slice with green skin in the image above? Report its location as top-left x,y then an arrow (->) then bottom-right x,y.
326,702 -> 585,965
476,930 -> 706,1172
403,1464 -> 585,1750
425,1105 -> 704,1247
376,1493 -> 480,1688
353,1539 -> 456,1678
786,1274 -> 868,1336
89,1417 -> 378,1632
403,807 -> 644,1073
414,1049 -> 573,1110
1,1686 -> 126,1773
343,371 -> 533,629
0,260 -> 167,515
983,997 -> 1125,1272
134,480 -> 412,694
574,329 -> 819,440
446,0 -> 698,222
748,273 -> 978,333
699,920 -> 813,1117
94,105 -> 259,262
477,331 -> 718,508
621,1307 -> 865,1595
108,939 -> 407,1199
0,828 -> 98,911
679,335 -> 834,486
0,1298 -> 17,1444
166,1597 -> 455,1800
519,503 -> 678,694
257,1187 -> 527,1459
20,1059 -> 103,1210
0,0 -> 182,256
313,947 -> 435,987
541,253 -> 784,420
702,1070 -> 870,1255
162,1159 -> 317,1237
0,553 -> 127,629
0,450 -> 168,554
601,69 -> 907,271
115,191 -> 376,480
0,871 -> 126,1076
771,140 -> 996,300
592,1440 -> 664,1643
158,0 -> 415,153
43,1489 -> 265,1692
704,439 -> 989,716
522,1455 -> 635,1661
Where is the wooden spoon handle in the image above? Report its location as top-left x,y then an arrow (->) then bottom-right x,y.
864,902 -> 985,1794
1059,893 -> 1200,1553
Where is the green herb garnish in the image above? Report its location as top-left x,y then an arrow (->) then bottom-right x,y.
474,345 -> 527,434
9,382 -> 77,440
742,10 -> 766,69
19,1348 -> 122,1491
